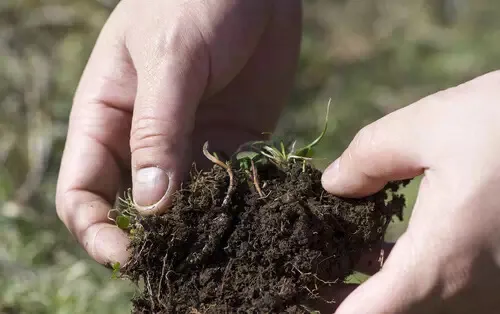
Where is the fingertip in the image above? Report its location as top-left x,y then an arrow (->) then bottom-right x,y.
321,155 -> 388,198
321,157 -> 340,185
334,270 -> 399,314
334,237 -> 432,314
322,107 -> 426,199
86,223 -> 131,266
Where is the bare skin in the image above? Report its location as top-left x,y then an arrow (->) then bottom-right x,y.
56,0 -> 500,312
55,1 -> 388,309
323,70 -> 500,313
56,0 -> 302,266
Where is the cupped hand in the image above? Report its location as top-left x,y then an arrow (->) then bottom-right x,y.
55,0 -> 301,266
323,70 -> 500,313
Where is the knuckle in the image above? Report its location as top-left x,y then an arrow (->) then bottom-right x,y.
129,116 -> 189,168
126,4 -> 205,65
55,190 -> 109,245
130,116 -> 171,154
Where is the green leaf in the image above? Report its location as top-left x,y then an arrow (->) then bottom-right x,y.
239,159 -> 251,170
111,262 -> 121,279
262,146 -> 282,159
295,99 -> 331,157
288,154 -> 312,160
280,141 -> 286,157
116,215 -> 130,230
235,151 -> 259,161
343,271 -> 369,284
288,140 -> 297,154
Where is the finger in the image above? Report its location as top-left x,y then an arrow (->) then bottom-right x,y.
334,269 -> 414,314
321,104 -> 427,198
296,243 -> 395,313
334,180 -> 441,314
334,235 -> 432,314
126,19 -> 208,215
191,0 -> 301,168
56,3 -> 135,265
126,3 -> 272,215
59,192 -> 131,265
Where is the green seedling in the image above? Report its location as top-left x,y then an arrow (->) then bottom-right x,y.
343,271 -> 369,284
108,188 -> 138,230
235,99 -> 331,171
234,151 -> 261,171
116,215 -> 130,230
234,150 -> 266,198
111,262 -> 121,279
293,98 -> 331,158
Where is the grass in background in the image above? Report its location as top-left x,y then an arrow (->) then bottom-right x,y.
2,0 -> 500,312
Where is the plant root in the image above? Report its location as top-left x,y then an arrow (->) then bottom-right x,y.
202,141 -> 235,208
251,159 -> 264,198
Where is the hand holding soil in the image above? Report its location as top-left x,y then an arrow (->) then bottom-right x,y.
323,70 -> 500,314
56,0 -> 390,311
55,0 -> 500,312
56,0 -> 301,265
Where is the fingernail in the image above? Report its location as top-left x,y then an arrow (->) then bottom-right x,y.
133,167 -> 169,207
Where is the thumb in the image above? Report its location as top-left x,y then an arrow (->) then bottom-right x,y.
321,104 -> 427,197
128,24 -> 209,215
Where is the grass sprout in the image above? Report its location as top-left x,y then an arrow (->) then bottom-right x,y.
108,188 -> 139,231
235,99 -> 331,171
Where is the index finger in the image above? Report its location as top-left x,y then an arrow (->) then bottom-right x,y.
321,102 -> 427,198
56,4 -> 135,265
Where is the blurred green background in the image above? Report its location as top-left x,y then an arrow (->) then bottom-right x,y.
2,0 -> 500,313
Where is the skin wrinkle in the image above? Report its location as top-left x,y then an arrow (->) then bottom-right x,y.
74,106 -> 131,170
90,224 -> 109,263
75,20 -> 134,111
130,116 -> 188,151
63,141 -> 119,196
91,75 -> 137,111
60,191 -> 110,243
181,7 -> 213,96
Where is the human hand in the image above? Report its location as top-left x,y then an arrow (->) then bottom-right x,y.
322,70 -> 500,313
55,0 -> 301,266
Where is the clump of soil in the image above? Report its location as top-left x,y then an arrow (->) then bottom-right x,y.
120,161 -> 409,314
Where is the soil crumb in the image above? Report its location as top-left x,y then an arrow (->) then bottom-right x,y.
121,162 -> 409,314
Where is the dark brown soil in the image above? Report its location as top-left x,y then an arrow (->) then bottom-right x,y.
121,162 -> 409,314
